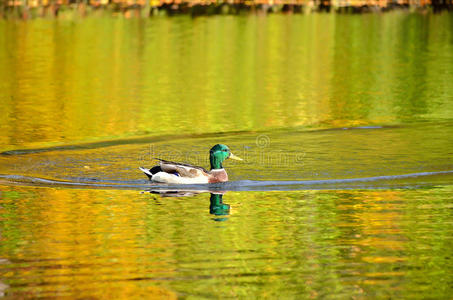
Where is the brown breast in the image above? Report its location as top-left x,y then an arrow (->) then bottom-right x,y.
208,169 -> 228,183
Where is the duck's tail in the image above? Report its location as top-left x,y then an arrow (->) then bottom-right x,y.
139,166 -> 163,181
139,167 -> 154,180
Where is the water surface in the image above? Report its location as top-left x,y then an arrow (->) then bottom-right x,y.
1,186 -> 452,298
1,12 -> 453,299
1,13 -> 453,150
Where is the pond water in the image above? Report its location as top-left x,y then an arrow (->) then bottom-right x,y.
1,12 -> 453,298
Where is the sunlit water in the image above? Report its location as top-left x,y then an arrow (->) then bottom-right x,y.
1,12 -> 453,298
1,186 -> 453,298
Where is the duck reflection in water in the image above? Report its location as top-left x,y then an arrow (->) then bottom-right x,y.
146,190 -> 230,221
209,193 -> 230,221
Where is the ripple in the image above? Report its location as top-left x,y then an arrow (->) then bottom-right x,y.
1,170 -> 452,191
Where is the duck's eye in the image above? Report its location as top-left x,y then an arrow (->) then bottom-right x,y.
223,149 -> 228,152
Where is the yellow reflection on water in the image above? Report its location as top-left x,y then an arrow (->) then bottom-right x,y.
0,185 -> 452,298
1,14 -> 453,151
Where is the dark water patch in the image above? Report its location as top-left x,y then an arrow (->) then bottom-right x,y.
0,124 -> 397,156
1,122 -> 451,187
0,130 -> 254,156
0,174 -> 149,190
0,122 -> 419,157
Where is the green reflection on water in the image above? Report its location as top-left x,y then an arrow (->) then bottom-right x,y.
1,13 -> 453,151
0,186 -> 452,298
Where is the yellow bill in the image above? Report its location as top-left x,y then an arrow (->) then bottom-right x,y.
229,152 -> 243,161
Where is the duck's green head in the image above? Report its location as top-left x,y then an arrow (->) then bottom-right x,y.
209,144 -> 242,170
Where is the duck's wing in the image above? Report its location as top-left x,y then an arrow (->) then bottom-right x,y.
155,158 -> 209,178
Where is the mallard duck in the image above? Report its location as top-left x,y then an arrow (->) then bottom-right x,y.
139,144 -> 242,184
